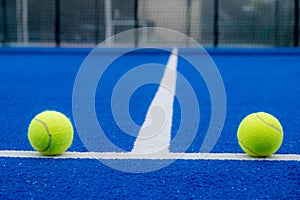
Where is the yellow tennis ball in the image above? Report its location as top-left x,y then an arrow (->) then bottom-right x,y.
237,112 -> 283,157
28,110 -> 74,156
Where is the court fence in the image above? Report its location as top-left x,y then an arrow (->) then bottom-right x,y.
0,0 -> 299,47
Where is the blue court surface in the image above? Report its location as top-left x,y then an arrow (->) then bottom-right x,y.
0,48 -> 299,199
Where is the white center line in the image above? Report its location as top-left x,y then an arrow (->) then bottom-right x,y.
131,48 -> 178,154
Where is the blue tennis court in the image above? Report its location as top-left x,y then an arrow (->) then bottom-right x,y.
0,47 -> 299,199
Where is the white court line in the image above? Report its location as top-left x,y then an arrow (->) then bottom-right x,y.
131,48 -> 178,154
0,151 -> 299,161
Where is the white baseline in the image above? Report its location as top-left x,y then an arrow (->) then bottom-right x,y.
0,151 -> 299,161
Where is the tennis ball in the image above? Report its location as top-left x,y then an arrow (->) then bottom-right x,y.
237,112 -> 283,157
28,110 -> 74,156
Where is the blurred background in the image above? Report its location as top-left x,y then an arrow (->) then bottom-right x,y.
0,0 -> 298,48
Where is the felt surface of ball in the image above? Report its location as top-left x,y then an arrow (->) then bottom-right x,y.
237,112 -> 283,157
28,110 -> 74,156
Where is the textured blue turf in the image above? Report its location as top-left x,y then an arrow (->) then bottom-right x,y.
0,48 -> 299,199
0,158 -> 299,199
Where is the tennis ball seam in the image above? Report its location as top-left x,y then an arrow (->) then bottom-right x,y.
34,119 -> 52,152
255,113 -> 282,135
238,139 -> 263,157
